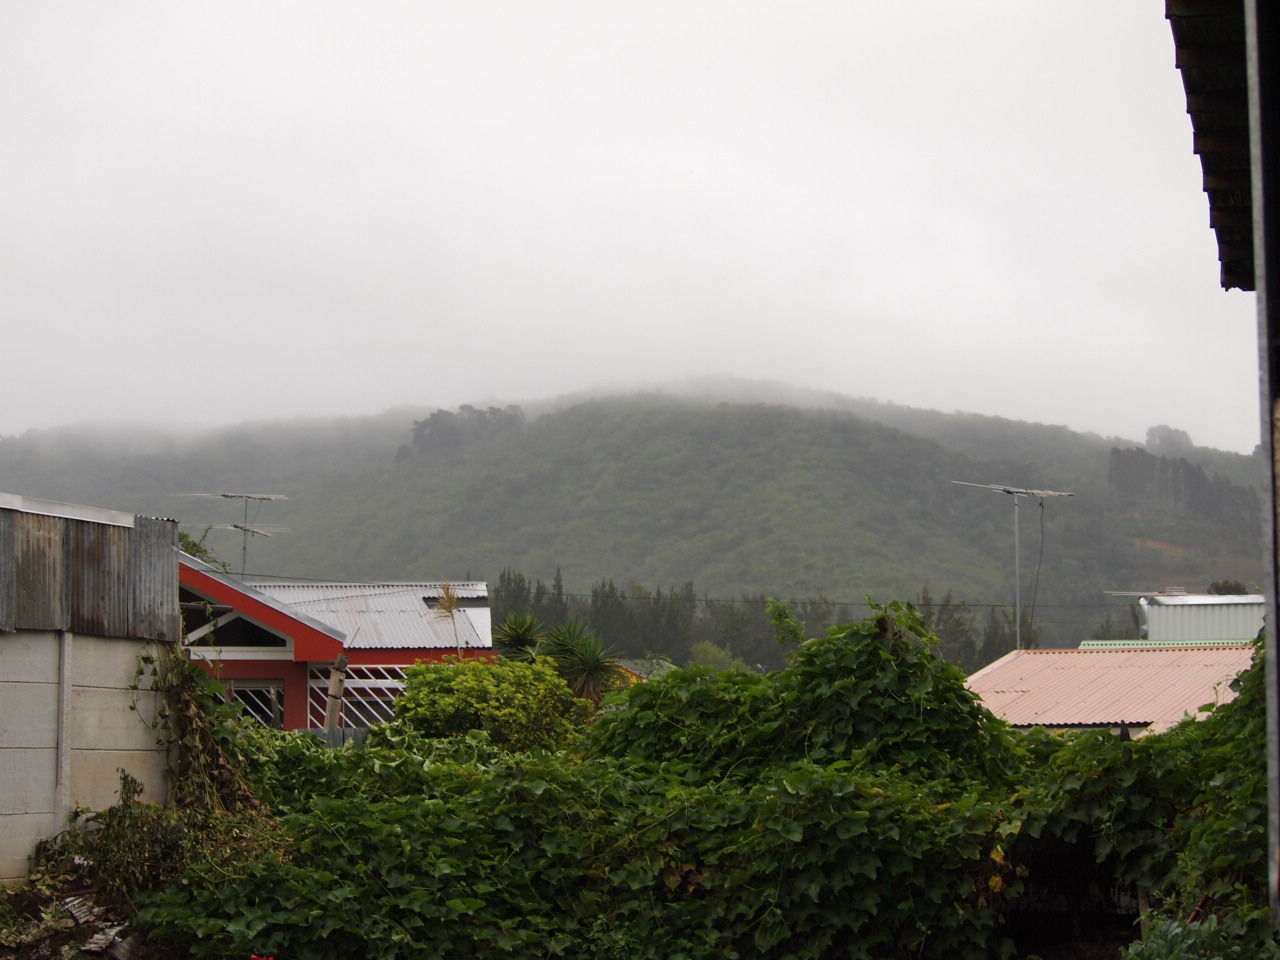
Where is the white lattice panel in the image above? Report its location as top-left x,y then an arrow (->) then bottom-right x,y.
308,664 -> 410,729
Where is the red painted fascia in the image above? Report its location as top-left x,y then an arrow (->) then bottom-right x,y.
180,563 -> 344,662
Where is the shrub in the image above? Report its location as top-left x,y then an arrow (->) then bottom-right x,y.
589,601 -> 1025,790
393,656 -> 591,751
1123,913 -> 1280,960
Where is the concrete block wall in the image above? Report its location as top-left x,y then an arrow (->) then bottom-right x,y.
0,631 -> 168,885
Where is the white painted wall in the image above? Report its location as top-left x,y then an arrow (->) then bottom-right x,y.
1143,596 -> 1265,644
0,631 -> 169,885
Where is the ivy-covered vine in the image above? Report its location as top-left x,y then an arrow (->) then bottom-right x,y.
18,603 -> 1276,958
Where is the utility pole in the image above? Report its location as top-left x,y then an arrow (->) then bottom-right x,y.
952,481 -> 1074,649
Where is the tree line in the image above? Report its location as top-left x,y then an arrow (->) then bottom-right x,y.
490,567 -> 1050,673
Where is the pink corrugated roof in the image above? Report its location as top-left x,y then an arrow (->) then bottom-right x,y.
966,645 -> 1254,733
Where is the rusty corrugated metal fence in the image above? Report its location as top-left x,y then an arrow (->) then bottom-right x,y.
0,494 -> 179,641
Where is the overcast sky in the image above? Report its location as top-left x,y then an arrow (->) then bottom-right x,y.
0,2 -> 1261,452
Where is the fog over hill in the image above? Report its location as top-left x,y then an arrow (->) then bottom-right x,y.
0,381 -> 1262,661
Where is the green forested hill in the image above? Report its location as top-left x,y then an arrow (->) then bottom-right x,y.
0,391 -> 1263,658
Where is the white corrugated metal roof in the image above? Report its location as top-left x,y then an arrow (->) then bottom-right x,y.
180,555 -> 347,643
966,645 -> 1254,734
246,581 -> 489,650
1144,594 -> 1263,607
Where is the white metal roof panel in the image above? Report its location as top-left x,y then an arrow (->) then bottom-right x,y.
179,556 -> 348,644
246,581 -> 490,650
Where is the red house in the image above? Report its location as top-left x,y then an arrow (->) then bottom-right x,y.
179,556 -> 491,729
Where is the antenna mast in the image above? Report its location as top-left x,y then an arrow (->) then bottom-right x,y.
952,481 -> 1075,649
179,492 -> 288,574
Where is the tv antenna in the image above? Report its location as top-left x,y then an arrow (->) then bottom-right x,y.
952,481 -> 1074,649
177,492 -> 288,574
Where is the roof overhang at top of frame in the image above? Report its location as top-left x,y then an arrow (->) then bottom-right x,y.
1166,0 -> 1253,289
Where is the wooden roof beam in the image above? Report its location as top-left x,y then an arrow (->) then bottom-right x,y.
1176,44 -> 1248,68
1166,0 -> 1240,15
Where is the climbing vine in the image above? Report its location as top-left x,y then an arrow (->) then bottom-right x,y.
14,604 -> 1276,957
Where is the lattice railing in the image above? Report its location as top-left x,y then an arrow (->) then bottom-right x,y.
226,682 -> 285,729
308,664 -> 410,729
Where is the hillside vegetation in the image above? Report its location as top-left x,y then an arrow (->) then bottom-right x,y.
0,388 -> 1262,659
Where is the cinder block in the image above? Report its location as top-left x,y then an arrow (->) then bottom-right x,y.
69,687 -> 164,753
0,682 -> 58,748
0,812 -> 56,884
0,632 -> 59,683
69,636 -> 164,691
0,748 -> 56,814
71,750 -> 168,810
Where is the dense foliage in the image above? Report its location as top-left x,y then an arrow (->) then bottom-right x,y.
18,604 -> 1275,958
491,614 -> 629,704
137,606 -> 1025,959
139,736 -> 1016,959
393,656 -> 591,751
1016,632 -> 1277,956
589,602 -> 1023,790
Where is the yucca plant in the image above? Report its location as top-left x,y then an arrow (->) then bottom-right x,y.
541,620 -> 625,705
492,612 -> 545,662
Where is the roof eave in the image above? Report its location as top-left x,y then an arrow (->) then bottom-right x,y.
1167,0 -> 1254,289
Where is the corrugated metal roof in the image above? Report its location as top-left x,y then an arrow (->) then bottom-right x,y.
180,557 -> 347,645
966,645 -> 1254,733
246,581 -> 489,650
1079,637 -> 1248,649
1144,594 -> 1262,607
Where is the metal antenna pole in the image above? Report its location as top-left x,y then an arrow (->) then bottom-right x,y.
1013,493 -> 1021,649
952,481 -> 1075,651
175,492 -> 289,575
241,498 -> 250,575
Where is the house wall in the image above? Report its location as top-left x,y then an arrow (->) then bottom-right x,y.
202,650 -> 492,730
1143,598 -> 1265,644
0,630 -> 167,886
197,659 -> 311,730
